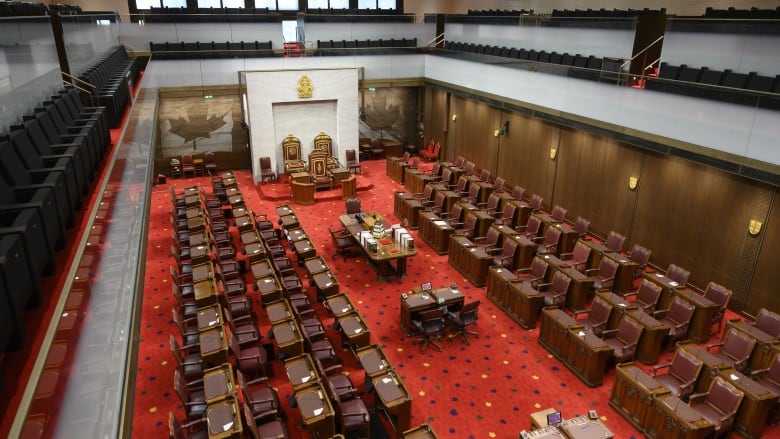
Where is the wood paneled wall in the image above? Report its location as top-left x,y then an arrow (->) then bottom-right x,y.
426,85 -> 779,316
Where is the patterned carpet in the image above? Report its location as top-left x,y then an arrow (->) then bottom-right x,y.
133,159 -> 760,438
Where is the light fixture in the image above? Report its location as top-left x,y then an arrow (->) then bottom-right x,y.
549,147 -> 557,160
452,114 -> 457,122
628,176 -> 639,190
494,121 -> 509,138
748,219 -> 763,236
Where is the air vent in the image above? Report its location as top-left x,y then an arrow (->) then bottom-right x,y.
670,148 -> 741,174
740,167 -> 780,187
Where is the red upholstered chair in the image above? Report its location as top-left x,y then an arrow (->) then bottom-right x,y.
687,376 -> 744,438
601,315 -> 644,364
170,334 -> 203,382
345,149 -> 360,173
666,264 -> 691,286
516,257 -> 549,288
517,215 -> 542,239
750,352 -> 780,423
227,329 -> 272,379
173,367 -> 206,422
602,231 -> 626,253
491,238 -> 519,270
453,212 -> 477,240
624,279 -> 662,314
204,151 -> 217,174
538,270 -> 571,308
573,216 -> 590,239
628,243 -> 652,280
753,308 -> 780,338
169,411 -> 207,439
494,202 -> 518,227
529,194 -> 543,212
585,256 -> 619,292
703,281 -> 733,336
706,327 -> 756,372
492,176 -> 506,192
573,296 -> 612,337
654,296 -> 695,348
536,226 -> 561,256
241,395 -> 290,439
652,347 -> 704,401
181,153 -> 195,177
558,240 -> 591,273
236,369 -> 281,421
259,156 -> 277,183
420,141 -> 440,161
473,226 -> 501,253
510,185 -> 525,200
550,205 -> 567,223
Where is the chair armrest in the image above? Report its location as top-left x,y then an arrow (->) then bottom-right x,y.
600,328 -> 618,339
706,341 -> 724,352
484,246 -> 501,254
688,392 -> 709,403
572,309 -> 590,320
651,362 -> 672,377
584,267 -> 601,276
559,251 -> 574,260
623,291 -> 638,299
245,375 -> 271,386
531,235 -> 544,243
749,367 -> 770,378
535,282 -> 552,291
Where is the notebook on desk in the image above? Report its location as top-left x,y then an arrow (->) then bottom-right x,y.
546,411 -> 562,427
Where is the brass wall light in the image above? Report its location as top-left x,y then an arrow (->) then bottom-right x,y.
748,219 -> 763,236
494,121 -> 509,138
451,114 -> 457,122
549,147 -> 557,160
629,176 -> 639,190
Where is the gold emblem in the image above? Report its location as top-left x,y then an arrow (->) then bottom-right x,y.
297,75 -> 313,99
748,219 -> 762,236
629,176 -> 639,190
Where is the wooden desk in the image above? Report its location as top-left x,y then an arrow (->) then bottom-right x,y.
200,325 -> 229,367
255,274 -> 282,304
286,227 -> 308,244
235,215 -> 253,233
276,204 -> 294,217
329,167 -> 350,183
192,261 -> 214,283
559,415 -> 614,439
447,234 -> 475,276
566,327 -> 613,387
399,291 -> 436,335
194,278 -> 219,308
337,312 -> 371,352
510,280 -> 546,329
394,191 -> 414,224
643,272 -> 686,310
249,260 -> 273,280
628,309 -> 669,365
284,353 -> 319,391
197,303 -> 224,332
529,407 -> 558,430
357,344 -> 393,379
273,319 -> 303,359
424,217 -> 455,255
649,395 -> 714,439
538,307 -> 583,360
455,244 -> 496,287
324,293 -> 356,320
295,382 -> 336,439
726,318 -> 780,372
292,238 -> 316,263
719,369 -> 778,439
372,370 -> 412,435
510,235 -> 539,270
243,242 -> 266,264
560,266 -> 594,312
291,180 -> 315,204
486,267 -> 520,320
290,171 -> 310,184
428,286 -> 466,311
203,364 -> 235,404
265,299 -> 293,326
279,212 -> 300,230
205,394 -> 242,439
596,291 -> 638,331
312,270 -> 339,299
602,252 -> 639,295
674,288 -> 719,343
402,423 -> 438,439
610,363 -> 670,434
231,206 -> 248,222
341,214 -> 417,281
304,256 -> 329,276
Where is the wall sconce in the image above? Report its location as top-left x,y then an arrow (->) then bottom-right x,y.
628,176 -> 639,190
451,114 -> 457,122
748,219 -> 763,236
494,121 -> 509,137
549,147 -> 557,160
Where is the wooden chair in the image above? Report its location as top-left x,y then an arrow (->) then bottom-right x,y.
282,133 -> 306,174
309,150 -> 333,191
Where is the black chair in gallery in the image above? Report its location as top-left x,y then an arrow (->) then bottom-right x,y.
412,307 -> 447,353
447,300 -> 480,344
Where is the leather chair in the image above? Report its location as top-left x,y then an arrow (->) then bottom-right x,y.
492,176 -> 506,192
750,352 -> 780,423
282,133 -> 306,174
573,296 -> 612,337
241,397 -> 290,439
602,231 -> 626,253
480,193 -> 501,218
227,329 -> 272,379
666,263 -> 691,286
687,376 -> 744,438
181,153 -> 195,177
652,347 -> 704,401
309,151 -> 333,191
329,225 -> 357,261
236,369 -> 281,421
516,257 -> 549,288
463,161 -> 476,176
259,156 -> 277,182
585,257 -> 619,292
473,226 -> 501,252
510,185 -> 525,201
369,138 -> 384,159
753,308 -> 780,338
453,213 -> 477,241
447,300 -> 480,344
491,238 -> 519,270
463,184 -> 480,205
536,226 -> 562,256
421,142 -> 440,161
494,201 -> 518,227
703,281 -> 733,337
345,149 -> 360,173
173,368 -> 206,422
172,308 -> 199,347
538,271 -> 571,308
168,411 -> 207,439
558,241 -> 591,273
169,334 -> 203,382
331,383 -> 370,439
602,315 -> 644,364
204,151 -> 217,174
550,205 -> 567,223
654,296 -> 695,348
345,197 -> 361,215
412,307 -> 447,353
528,194 -> 543,212
624,279 -> 662,314
706,327 -> 756,372
450,175 -> 469,198
573,216 -> 590,239
628,243 -> 651,279
518,215 -> 542,239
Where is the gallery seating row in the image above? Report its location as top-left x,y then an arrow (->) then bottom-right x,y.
442,41 -> 626,84
141,6 -> 281,23
0,1 -> 49,16
704,6 -> 780,19
306,8 -> 414,23
551,8 -> 666,18
76,45 -> 140,128
317,38 -> 418,54
149,40 -> 274,60
645,63 -> 780,111
444,9 -> 533,25
0,85 -> 112,354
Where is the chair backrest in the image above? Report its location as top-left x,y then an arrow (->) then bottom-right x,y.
432,192 -> 446,210
260,156 -> 272,170
314,131 -> 333,156
204,151 -> 216,165
604,231 -> 625,252
571,241 -> 591,263
464,161 -> 475,175
667,296 -> 695,325
181,153 -> 193,166
574,216 -> 590,238
309,151 -> 329,177
754,308 -> 780,338
345,197 -> 361,214
617,316 -> 643,346
636,279 -> 662,309
666,264 -> 690,285
466,184 -> 480,201
703,281 -> 732,312
460,212 -> 477,231
598,257 -> 619,279
483,227 -> 501,248
529,257 -> 550,279
510,185 -> 525,200
493,176 -> 505,191
629,243 -> 651,268
501,202 -> 517,223
485,193 -> 500,212
588,298 -> 613,327
454,156 -> 465,167
551,271 -> 571,295
173,368 -> 189,403
478,169 -> 491,182
703,377 -> 744,418
431,162 -> 441,175
526,216 -> 542,236
346,149 -> 357,162
459,300 -> 480,325
448,203 -> 465,222
721,328 -> 756,365
422,184 -> 434,200
551,205 -> 567,222
419,307 -> 445,333
767,353 -> 780,385
529,194 -> 543,212
542,227 -> 561,251
669,347 -> 704,385
440,168 -> 453,186
499,238 -> 518,259
455,176 -> 468,193
282,133 -> 302,161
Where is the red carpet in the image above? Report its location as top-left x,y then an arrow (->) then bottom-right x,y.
132,159 -> 764,438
